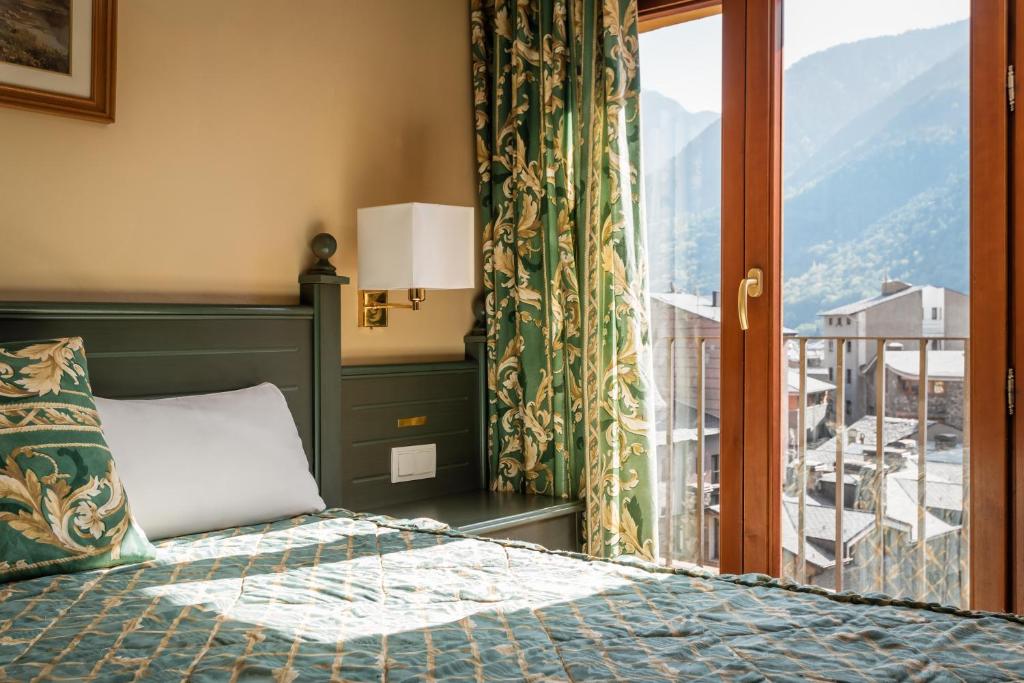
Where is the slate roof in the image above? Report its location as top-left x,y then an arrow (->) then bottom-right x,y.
782,480 -> 959,570
787,369 -> 834,394
819,285 -> 923,316
652,292 -> 796,333
651,292 -> 720,322
781,498 -> 834,569
808,416 -> 926,465
781,497 -> 876,569
883,476 -> 959,541
892,478 -> 962,513
883,350 -> 964,381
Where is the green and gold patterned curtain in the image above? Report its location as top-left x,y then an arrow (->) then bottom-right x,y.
471,0 -> 658,561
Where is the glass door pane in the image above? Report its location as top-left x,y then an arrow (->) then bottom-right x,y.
639,12 -> 723,570
780,0 -> 971,606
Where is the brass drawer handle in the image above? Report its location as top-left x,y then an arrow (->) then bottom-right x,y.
396,415 -> 427,428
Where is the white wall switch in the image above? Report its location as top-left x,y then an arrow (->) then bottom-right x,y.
391,444 -> 437,483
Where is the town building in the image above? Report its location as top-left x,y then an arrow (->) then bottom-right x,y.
818,280 -> 967,423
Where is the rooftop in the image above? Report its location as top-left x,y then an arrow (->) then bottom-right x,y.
891,462 -> 965,510
781,497 -> 876,568
787,369 -> 834,394
651,292 -> 720,322
654,426 -> 721,444
876,350 -> 965,381
819,283 -> 923,317
781,475 -> 961,569
883,476 -> 960,541
810,416 -> 924,459
652,292 -> 797,333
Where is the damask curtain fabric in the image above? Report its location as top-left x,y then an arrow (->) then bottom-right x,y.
471,0 -> 658,560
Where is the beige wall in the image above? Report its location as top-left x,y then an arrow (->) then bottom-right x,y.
0,0 -> 478,364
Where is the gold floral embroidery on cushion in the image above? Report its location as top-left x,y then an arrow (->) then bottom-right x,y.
0,338 -> 86,399
0,403 -> 102,432
0,337 -> 153,582
0,446 -> 130,571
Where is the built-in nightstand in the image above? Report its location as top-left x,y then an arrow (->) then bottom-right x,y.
335,330 -> 583,554
371,490 -> 583,552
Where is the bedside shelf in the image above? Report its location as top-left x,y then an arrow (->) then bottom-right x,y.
370,491 -> 584,552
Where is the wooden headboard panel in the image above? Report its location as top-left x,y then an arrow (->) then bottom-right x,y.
0,235 -> 348,504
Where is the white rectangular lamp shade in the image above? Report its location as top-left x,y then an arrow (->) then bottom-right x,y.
357,203 -> 475,290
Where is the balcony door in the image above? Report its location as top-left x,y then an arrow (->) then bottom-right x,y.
639,0 -> 1013,612
640,7 -> 725,571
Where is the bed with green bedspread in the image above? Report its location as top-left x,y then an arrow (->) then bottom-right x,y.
1,509 -> 1021,682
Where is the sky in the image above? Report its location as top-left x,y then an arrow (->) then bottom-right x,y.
639,0 -> 970,114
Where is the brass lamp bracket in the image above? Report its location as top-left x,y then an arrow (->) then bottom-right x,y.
358,288 -> 427,328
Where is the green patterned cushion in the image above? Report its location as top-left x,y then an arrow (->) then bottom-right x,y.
0,337 -> 154,582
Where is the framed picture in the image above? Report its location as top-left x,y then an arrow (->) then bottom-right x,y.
0,0 -> 116,122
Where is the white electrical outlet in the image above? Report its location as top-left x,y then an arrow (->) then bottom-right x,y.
391,444 -> 437,483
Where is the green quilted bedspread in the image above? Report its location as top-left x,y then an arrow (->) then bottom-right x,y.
1,509 -> 1021,681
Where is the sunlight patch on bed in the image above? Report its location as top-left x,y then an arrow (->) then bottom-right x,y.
137,535 -> 641,643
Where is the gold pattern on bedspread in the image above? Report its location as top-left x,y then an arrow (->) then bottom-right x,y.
0,509 -> 1022,681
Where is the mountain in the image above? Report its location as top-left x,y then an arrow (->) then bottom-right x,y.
782,21 -> 969,174
641,20 -> 970,330
782,46 -> 969,327
640,91 -> 718,175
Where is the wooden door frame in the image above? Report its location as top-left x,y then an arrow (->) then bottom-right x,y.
639,0 -> 778,575
638,0 -> 720,30
718,0 -> 744,574
1011,0 -> 1024,616
973,0 -> 1012,613
640,0 -> 793,577
722,0 -> 1015,604
641,0 -> 1017,608
719,0 -> 785,576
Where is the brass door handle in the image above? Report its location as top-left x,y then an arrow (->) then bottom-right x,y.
737,267 -> 764,331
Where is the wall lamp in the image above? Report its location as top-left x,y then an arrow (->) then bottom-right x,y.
356,203 -> 475,328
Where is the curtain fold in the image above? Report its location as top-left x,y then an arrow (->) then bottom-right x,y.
472,0 -> 658,560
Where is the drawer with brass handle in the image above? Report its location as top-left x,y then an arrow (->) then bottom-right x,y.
339,360 -> 484,509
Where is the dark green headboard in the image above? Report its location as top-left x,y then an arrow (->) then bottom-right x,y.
0,235 -> 348,504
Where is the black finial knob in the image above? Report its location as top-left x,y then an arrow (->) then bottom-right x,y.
470,291 -> 486,335
308,233 -> 338,275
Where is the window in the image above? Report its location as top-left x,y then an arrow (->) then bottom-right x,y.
779,0 -> 973,608
828,341 -> 834,352
828,368 -> 834,382
640,10 -> 722,571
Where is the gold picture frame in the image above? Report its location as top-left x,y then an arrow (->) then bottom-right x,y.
0,0 -> 117,123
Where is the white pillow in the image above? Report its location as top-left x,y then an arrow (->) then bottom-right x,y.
95,383 -> 325,540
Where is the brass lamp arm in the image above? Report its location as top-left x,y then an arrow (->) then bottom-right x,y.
363,302 -> 415,311
358,288 -> 428,327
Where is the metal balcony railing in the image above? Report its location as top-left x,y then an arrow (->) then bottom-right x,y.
658,335 -> 718,570
656,335 -> 969,606
793,336 -> 969,604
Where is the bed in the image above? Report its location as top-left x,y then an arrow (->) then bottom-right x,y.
1,237 -> 1022,682
1,510 -> 1022,681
